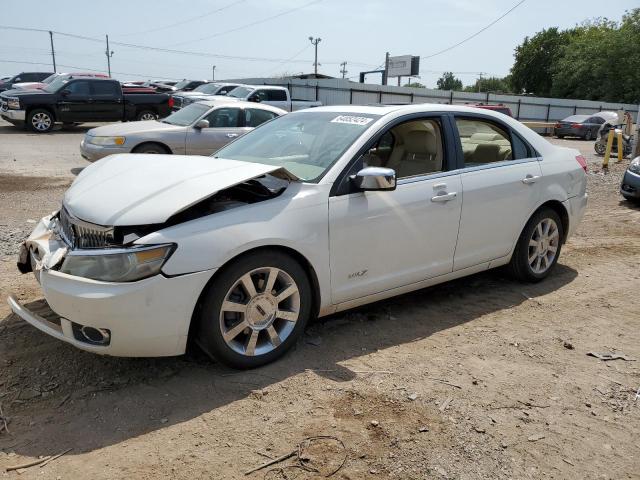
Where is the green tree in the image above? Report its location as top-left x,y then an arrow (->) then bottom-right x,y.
510,27 -> 571,96
551,12 -> 640,103
436,72 -> 463,91
463,76 -> 513,93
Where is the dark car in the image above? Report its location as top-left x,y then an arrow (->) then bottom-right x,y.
554,114 -> 606,140
169,79 -> 210,93
0,76 -> 172,133
0,72 -> 54,93
470,103 -> 513,117
620,156 -> 640,202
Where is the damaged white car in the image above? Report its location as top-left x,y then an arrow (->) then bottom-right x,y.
9,105 -> 588,368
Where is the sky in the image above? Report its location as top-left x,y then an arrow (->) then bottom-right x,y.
0,0 -> 636,87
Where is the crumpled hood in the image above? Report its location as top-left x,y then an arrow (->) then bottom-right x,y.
85,120 -> 183,137
64,154 -> 285,226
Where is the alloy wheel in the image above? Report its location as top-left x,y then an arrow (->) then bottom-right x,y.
139,112 -> 156,121
528,218 -> 559,274
31,112 -> 52,131
219,267 -> 301,357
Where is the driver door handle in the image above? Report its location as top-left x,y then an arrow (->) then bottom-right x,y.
431,192 -> 457,203
226,133 -> 239,138
522,175 -> 541,184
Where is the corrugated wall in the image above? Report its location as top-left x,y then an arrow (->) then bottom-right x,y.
224,77 -> 640,122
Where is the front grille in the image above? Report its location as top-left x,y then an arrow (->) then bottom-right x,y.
0,96 -> 8,112
58,207 -> 115,249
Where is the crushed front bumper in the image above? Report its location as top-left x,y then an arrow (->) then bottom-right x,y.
8,215 -> 215,357
0,109 -> 26,122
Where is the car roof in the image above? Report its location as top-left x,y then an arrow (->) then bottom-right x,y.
562,114 -> 590,122
195,99 -> 287,114
307,103 -> 522,117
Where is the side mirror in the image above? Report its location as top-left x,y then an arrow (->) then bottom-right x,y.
248,95 -> 260,103
350,167 -> 396,191
194,119 -> 209,129
60,89 -> 70,96
14,78 -> 21,82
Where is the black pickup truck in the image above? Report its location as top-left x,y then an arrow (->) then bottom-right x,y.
0,76 -> 172,132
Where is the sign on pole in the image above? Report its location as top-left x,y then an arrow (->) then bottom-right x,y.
387,55 -> 420,78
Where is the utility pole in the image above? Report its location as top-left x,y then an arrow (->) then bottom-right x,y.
105,35 -> 114,77
340,61 -> 347,79
212,65 -> 216,81
383,51 -> 390,86
308,36 -> 321,75
48,31 -> 56,73
477,72 -> 485,93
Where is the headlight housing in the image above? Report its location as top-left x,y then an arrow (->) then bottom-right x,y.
629,157 -> 640,174
60,244 -> 175,282
88,136 -> 126,146
7,97 -> 20,109
182,97 -> 193,106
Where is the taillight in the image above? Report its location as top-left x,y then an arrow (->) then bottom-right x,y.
168,97 -> 174,108
571,123 -> 583,129
576,155 -> 587,173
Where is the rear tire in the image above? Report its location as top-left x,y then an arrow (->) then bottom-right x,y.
136,110 -> 157,121
508,208 -> 564,283
195,250 -> 312,369
28,109 -> 54,133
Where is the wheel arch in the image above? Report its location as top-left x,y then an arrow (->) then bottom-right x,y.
186,244 -> 322,344
132,141 -> 172,154
537,199 -> 570,244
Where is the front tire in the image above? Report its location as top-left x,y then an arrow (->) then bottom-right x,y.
28,109 -> 54,133
508,208 -> 564,283
132,143 -> 169,154
584,129 -> 593,141
594,142 -> 606,155
195,250 -> 312,369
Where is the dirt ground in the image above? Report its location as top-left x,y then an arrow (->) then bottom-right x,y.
0,120 -> 639,479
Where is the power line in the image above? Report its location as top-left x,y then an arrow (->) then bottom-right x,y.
264,44 -> 311,76
166,0 -> 323,47
115,0 -> 246,37
421,0 -> 527,60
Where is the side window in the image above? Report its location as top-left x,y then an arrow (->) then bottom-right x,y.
91,81 -> 120,96
364,118 -> 445,179
455,118 -> 513,166
593,117 -> 605,124
512,133 -> 534,159
266,89 -> 287,101
203,108 -> 241,128
219,86 -> 235,95
250,90 -> 269,102
245,108 -> 278,128
65,81 -> 91,95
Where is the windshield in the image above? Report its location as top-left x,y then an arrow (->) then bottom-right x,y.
44,76 -> 70,93
162,103 -> 210,126
193,83 -> 221,94
42,74 -> 58,84
228,86 -> 254,98
173,79 -> 192,90
214,111 -> 381,182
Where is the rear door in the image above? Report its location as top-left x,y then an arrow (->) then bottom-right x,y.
89,81 -> 123,122
185,106 -> 249,155
452,115 -> 542,271
57,80 -> 93,122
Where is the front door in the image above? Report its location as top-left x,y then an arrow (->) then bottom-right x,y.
328,115 -> 463,304
57,80 -> 93,123
185,106 -> 249,155
452,116 -> 543,270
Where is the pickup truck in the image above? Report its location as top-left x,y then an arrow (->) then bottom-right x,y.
214,85 -> 321,112
0,76 -> 172,133
171,82 -> 242,110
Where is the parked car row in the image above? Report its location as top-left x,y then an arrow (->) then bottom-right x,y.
553,111 -> 618,140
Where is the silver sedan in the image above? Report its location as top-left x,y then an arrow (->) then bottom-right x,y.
80,100 -> 286,162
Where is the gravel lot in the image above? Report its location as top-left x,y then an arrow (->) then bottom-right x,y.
0,118 -> 638,479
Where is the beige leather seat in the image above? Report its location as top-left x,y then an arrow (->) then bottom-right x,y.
387,130 -> 442,178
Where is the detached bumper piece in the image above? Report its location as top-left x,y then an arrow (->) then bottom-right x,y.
7,295 -> 112,351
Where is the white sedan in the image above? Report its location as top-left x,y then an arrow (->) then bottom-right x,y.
9,104 -> 588,368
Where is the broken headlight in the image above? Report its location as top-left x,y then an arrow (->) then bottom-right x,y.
60,244 -> 175,282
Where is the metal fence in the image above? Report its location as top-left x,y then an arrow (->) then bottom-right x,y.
224,77 -> 640,123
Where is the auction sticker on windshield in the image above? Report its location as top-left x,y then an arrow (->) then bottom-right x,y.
330,115 -> 374,125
